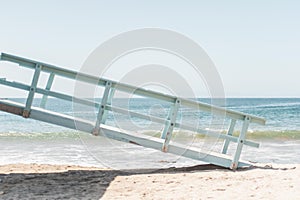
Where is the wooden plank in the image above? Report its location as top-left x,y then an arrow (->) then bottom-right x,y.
0,100 -> 24,116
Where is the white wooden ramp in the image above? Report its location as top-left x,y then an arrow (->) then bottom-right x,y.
0,53 -> 266,170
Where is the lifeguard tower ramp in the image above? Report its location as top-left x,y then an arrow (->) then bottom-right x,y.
0,53 -> 265,170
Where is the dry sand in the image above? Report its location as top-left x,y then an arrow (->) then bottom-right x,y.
0,163 -> 299,200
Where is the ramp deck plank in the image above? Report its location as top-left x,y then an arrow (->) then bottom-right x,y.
0,99 -> 250,169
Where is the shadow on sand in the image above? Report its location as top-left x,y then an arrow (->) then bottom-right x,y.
0,164 -> 292,199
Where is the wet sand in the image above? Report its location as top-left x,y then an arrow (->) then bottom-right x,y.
0,163 -> 299,199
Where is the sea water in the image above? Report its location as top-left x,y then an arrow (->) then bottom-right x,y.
0,98 -> 299,169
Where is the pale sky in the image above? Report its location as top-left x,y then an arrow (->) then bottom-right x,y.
0,0 -> 299,97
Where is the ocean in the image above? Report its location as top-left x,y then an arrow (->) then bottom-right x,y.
0,98 -> 299,169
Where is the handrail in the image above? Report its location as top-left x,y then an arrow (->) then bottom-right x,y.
0,52 -> 266,125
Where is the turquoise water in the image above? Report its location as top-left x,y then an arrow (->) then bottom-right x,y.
0,98 -> 299,168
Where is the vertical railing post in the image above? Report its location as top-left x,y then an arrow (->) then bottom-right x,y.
221,119 -> 236,154
162,98 -> 180,152
23,63 -> 41,118
40,73 -> 55,108
93,81 -> 112,135
231,116 -> 251,170
101,87 -> 115,124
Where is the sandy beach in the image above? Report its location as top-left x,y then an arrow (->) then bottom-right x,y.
0,163 -> 299,200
